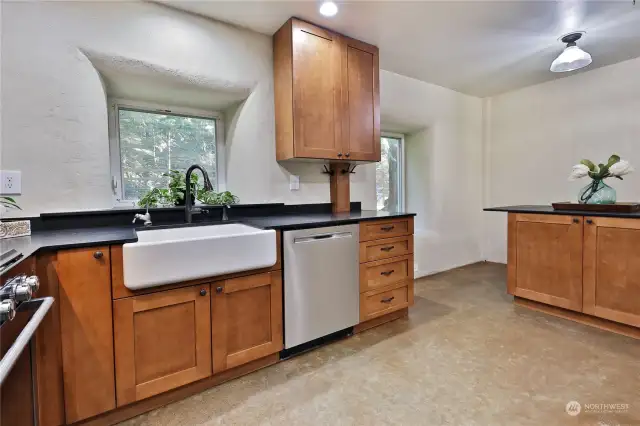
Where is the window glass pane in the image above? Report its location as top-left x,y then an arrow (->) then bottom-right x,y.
118,108 -> 216,201
376,137 -> 401,212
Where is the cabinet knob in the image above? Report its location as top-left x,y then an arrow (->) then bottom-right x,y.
572,218 -> 580,224
337,152 -> 343,157
200,289 -> 207,297
216,286 -> 223,294
345,152 -> 350,158
93,251 -> 104,259
586,219 -> 594,225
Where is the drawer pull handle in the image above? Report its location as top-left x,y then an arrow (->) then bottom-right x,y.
93,251 -> 104,259
380,270 -> 395,276
200,289 -> 207,297
380,225 -> 395,231
572,218 -> 579,224
381,296 -> 395,304
216,286 -> 223,294
380,246 -> 395,252
586,219 -> 594,224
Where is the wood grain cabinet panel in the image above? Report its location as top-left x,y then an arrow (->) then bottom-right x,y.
507,213 -> 583,312
113,285 -> 212,406
57,247 -> 116,423
360,217 -> 413,242
274,18 -> 380,162
583,217 -> 640,327
360,281 -> 412,322
341,37 -> 380,162
212,271 -> 283,373
360,255 -> 413,293
360,235 -> 413,263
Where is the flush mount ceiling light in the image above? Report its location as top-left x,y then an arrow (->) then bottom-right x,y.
319,1 -> 338,17
550,32 -> 592,73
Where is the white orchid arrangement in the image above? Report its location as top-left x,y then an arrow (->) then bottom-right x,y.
569,154 -> 633,204
569,154 -> 633,182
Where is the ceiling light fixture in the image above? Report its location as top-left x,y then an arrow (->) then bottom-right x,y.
319,1 -> 338,17
550,32 -> 592,73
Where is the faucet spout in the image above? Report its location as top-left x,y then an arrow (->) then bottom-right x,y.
185,165 -> 214,223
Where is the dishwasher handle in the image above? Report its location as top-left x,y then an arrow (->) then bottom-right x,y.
294,232 -> 353,244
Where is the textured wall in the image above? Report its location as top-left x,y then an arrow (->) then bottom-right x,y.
0,1 -> 375,217
484,57 -> 640,263
381,72 -> 485,277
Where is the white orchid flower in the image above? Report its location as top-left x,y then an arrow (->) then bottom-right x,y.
568,164 -> 590,181
609,159 -> 634,177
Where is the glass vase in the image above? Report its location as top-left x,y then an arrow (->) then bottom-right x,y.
578,179 -> 616,204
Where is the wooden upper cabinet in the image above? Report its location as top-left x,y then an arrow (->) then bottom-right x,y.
57,247 -> 116,423
341,37 -> 380,161
507,213 -> 583,312
113,285 -> 212,406
583,217 -> 640,327
212,271 -> 283,373
274,18 -> 380,162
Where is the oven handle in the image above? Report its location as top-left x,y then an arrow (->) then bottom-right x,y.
0,297 -> 54,386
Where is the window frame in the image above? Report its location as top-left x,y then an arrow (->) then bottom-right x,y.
108,98 -> 226,206
379,132 -> 406,212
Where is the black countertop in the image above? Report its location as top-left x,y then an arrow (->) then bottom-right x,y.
0,210 -> 415,277
485,205 -> 640,218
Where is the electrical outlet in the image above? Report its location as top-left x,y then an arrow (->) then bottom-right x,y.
289,175 -> 300,191
1,171 -> 22,195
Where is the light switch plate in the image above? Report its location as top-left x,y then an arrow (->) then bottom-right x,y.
0,170 -> 21,195
289,175 -> 300,191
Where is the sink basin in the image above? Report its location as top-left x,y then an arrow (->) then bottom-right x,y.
123,224 -> 277,290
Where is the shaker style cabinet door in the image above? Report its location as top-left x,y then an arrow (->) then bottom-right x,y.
290,20 -> 344,159
57,246 -> 116,424
583,217 -> 640,327
211,271 -> 283,373
113,285 -> 212,406
507,213 -> 583,312
340,36 -> 380,162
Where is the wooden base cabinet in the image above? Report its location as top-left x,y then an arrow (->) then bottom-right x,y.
507,214 -> 583,312
212,271 -> 283,373
358,218 -> 415,323
508,213 -> 640,330
113,285 -> 212,406
583,217 -> 640,327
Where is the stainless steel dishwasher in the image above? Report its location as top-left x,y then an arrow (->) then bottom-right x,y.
283,224 -> 359,349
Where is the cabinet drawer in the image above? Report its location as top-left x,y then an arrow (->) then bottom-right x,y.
360,283 -> 410,321
360,235 -> 413,263
360,255 -> 413,292
360,217 -> 413,242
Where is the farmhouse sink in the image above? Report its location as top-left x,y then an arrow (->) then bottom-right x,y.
123,224 -> 277,290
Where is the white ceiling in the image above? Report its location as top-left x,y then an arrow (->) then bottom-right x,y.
160,0 -> 640,97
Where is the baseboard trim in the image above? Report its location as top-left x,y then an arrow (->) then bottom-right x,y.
514,297 -> 640,340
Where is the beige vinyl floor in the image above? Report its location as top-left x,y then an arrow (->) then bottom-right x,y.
120,262 -> 640,426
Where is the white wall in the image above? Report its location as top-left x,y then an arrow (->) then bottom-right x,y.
484,57 -> 640,263
0,1 -> 375,217
381,72 -> 485,276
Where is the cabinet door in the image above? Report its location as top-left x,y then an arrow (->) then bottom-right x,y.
212,271 -> 283,373
341,36 -> 380,162
113,285 -> 212,406
583,217 -> 640,326
57,247 -> 116,423
507,213 -> 583,311
291,19 -> 343,159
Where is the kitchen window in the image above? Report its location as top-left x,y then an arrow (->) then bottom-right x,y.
376,133 -> 404,212
108,100 -> 225,205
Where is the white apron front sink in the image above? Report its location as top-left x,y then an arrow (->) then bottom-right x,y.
123,224 -> 277,290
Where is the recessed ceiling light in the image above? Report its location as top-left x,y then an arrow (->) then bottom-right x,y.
550,32 -> 592,73
319,1 -> 338,17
